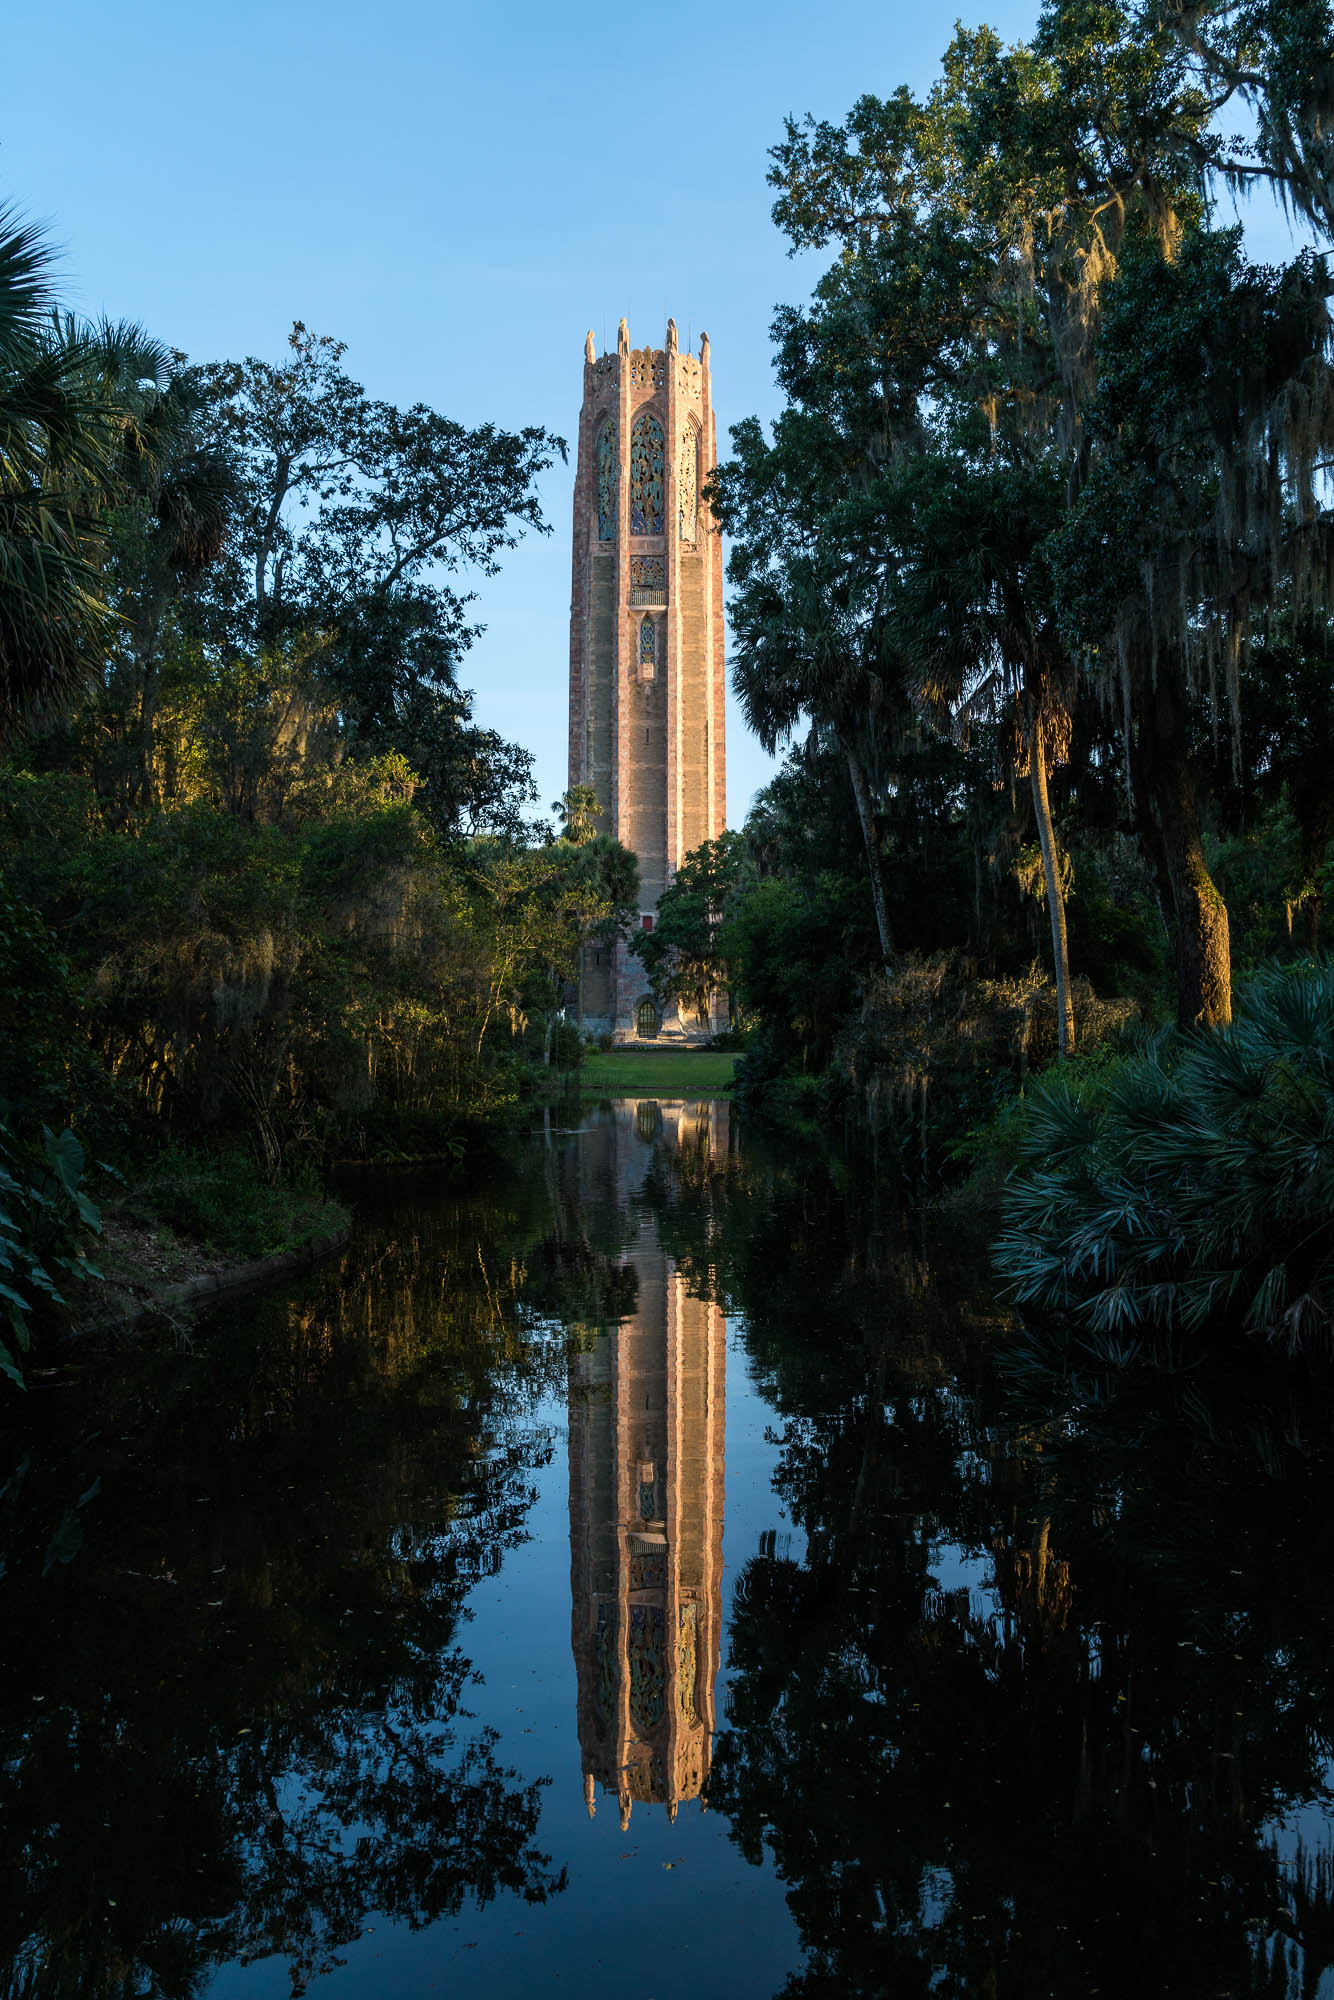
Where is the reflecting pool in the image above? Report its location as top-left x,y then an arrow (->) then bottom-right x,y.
3,1097 -> 1334,1998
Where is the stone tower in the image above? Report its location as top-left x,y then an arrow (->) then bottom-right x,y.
568,317 -> 726,1038
567,1099 -> 728,1825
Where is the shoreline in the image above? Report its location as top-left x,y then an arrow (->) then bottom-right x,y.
68,1206 -> 352,1346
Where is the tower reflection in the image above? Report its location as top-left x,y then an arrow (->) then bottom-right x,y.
568,1099 -> 728,1828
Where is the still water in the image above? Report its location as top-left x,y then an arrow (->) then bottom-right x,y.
4,1097 -> 1334,1998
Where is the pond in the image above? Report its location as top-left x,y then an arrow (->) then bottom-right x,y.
3,1097 -> 1334,1998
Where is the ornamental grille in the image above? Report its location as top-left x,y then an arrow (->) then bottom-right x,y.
629,555 -> 666,605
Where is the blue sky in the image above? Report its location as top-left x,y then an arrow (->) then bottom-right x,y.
0,0 -> 1306,823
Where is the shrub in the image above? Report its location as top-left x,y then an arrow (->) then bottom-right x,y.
123,1147 -> 329,1262
0,1113 -> 103,1388
996,961 -> 1334,1352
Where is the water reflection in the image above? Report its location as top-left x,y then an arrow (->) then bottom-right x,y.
641,1136 -> 1334,2000
568,1101 -> 728,1827
0,1172 -> 575,1999
6,1101 -> 1334,1997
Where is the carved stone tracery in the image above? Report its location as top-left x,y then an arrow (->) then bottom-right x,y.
679,420 -> 699,543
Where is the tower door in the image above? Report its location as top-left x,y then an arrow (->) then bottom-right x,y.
636,999 -> 658,1040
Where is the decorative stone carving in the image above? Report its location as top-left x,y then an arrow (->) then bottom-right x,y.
629,1604 -> 665,1731
630,556 -> 666,605
679,421 -> 698,543
677,1602 -> 699,1725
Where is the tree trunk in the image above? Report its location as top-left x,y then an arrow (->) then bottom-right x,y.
1140,676 -> 1231,1029
1027,711 -> 1074,1058
840,729 -> 894,971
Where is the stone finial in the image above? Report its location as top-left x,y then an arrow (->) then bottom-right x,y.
585,329 -> 595,363
700,330 -> 710,367
666,317 -> 678,352
618,316 -> 630,355
584,1771 -> 596,1818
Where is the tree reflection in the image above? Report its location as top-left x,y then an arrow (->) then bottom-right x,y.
644,1141 -> 1334,1999
0,1170 -> 576,1999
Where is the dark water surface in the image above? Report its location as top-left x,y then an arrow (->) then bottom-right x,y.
4,1099 -> 1334,1998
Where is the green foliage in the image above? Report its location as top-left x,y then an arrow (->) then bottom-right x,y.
997,961 -> 1334,1348
0,292 -> 612,1195
729,873 -> 874,1073
181,322 -> 559,842
0,877 -> 99,1137
717,0 -> 1334,1054
631,832 -> 748,1024
0,210 -> 165,734
0,1111 -> 101,1387
122,1146 -> 336,1262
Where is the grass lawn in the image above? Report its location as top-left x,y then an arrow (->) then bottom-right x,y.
577,1049 -> 736,1096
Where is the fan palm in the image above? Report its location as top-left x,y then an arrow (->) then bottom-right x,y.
731,554 -> 899,970
0,209 -> 180,736
997,961 -> 1334,1353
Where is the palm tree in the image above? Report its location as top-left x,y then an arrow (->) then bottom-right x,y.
81,320 -> 235,809
0,208 -> 192,737
731,555 -> 898,971
897,459 -> 1078,1057
997,959 -> 1334,1353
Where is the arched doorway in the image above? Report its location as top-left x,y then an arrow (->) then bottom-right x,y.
636,998 -> 658,1040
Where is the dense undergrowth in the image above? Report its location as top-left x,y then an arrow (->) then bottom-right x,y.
996,959 -> 1334,1357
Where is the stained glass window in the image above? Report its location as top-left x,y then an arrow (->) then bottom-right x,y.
679,422 -> 698,542
640,613 -> 656,673
629,414 -> 664,535
596,418 -> 617,541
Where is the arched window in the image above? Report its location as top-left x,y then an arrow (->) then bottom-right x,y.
629,413 -> 664,535
679,420 -> 699,542
636,998 -> 658,1039
596,418 -> 617,541
639,613 -> 656,675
